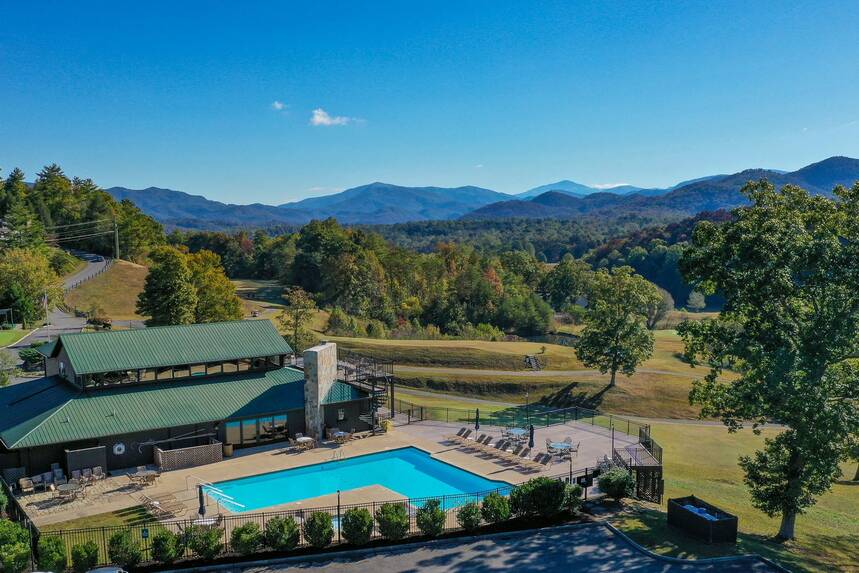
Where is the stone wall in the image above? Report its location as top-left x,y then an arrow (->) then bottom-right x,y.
303,342 -> 337,440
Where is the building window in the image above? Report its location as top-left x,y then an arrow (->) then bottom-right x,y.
59,362 -> 66,378
337,408 -> 346,422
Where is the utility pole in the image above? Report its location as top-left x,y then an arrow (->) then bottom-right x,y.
113,218 -> 120,260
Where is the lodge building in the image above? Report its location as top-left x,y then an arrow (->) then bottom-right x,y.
0,320 -> 373,479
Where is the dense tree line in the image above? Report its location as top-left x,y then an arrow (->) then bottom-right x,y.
0,164 -> 163,261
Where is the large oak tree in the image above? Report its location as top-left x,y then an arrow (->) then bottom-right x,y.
678,181 -> 859,540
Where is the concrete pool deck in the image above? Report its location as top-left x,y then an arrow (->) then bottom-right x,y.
27,417 -> 636,527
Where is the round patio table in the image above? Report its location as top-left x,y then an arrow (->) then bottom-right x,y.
56,483 -> 80,493
134,470 -> 158,478
549,442 -> 571,451
296,436 -> 313,444
507,428 -> 527,441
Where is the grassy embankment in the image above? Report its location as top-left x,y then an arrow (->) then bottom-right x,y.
330,330 -> 710,419
65,260 -> 148,321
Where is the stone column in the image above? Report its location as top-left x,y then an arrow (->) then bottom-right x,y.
303,342 -> 337,440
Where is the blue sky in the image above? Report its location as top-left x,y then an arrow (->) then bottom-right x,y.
1,1 -> 858,203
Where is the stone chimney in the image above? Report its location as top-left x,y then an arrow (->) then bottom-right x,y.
303,341 -> 337,440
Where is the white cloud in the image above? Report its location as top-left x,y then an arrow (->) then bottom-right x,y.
310,108 -> 358,126
474,164 -> 484,169
271,100 -> 286,111
592,182 -> 632,189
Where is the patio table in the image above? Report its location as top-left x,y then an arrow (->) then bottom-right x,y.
296,436 -> 314,449
56,483 -> 80,493
506,428 -> 528,442
134,470 -> 158,478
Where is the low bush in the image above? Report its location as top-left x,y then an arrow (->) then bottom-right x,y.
107,529 -> 142,570
480,492 -> 510,524
17,348 -> 43,368
151,529 -> 183,564
0,521 -> 31,573
375,503 -> 409,540
71,540 -> 99,573
565,483 -> 584,514
416,499 -> 446,537
230,522 -> 263,555
456,502 -> 481,531
341,507 -> 374,545
599,468 -> 635,501
37,535 -> 67,572
510,477 -> 567,518
303,511 -> 334,548
0,323 -> 13,330
184,524 -> 223,560
264,516 -> 300,551
0,541 -> 30,573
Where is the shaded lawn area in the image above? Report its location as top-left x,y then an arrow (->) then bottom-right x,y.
611,422 -> 859,573
65,260 -> 148,321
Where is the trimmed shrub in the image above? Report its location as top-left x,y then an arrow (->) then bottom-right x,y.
151,529 -> 183,564
17,348 -> 43,369
230,522 -> 263,555
264,516 -> 300,551
0,541 -> 30,573
302,512 -> 334,549
509,477 -> 567,518
184,524 -> 224,560
599,468 -> 635,501
456,502 -> 481,531
37,535 -> 67,572
564,484 -> 584,514
341,507 -> 374,546
416,499 -> 446,537
0,519 -> 28,547
107,529 -> 142,570
375,503 -> 409,541
480,492 -> 510,524
71,540 -> 99,573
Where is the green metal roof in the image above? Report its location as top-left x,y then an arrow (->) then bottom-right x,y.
0,368 -> 367,449
53,320 -> 293,375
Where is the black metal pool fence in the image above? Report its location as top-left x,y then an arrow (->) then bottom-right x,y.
30,467 -> 598,569
389,398 -> 650,438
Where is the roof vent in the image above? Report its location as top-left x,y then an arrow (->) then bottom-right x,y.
64,415 -> 70,423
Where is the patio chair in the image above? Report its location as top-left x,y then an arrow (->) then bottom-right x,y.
50,462 -> 61,471
488,439 -> 510,458
536,453 -> 553,468
570,442 -> 580,456
18,477 -> 34,495
53,469 -> 67,485
453,429 -> 472,444
71,470 -> 82,480
465,433 -> 488,450
446,427 -> 468,442
93,466 -> 106,480
503,445 -> 525,462
563,436 -> 573,444
136,466 -> 147,473
476,435 -> 494,449
82,468 -> 93,480
41,472 -> 54,487
31,474 -> 44,491
126,474 -> 143,488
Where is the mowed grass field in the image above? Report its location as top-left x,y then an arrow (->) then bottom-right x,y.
65,260 -> 148,320
0,329 -> 27,347
334,330 -> 713,418
612,422 -> 859,573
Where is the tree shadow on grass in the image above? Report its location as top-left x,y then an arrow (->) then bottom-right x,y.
537,381 -> 612,411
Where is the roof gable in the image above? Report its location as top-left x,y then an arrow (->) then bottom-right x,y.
55,320 -> 293,375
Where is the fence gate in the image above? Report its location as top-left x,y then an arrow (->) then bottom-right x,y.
634,466 -> 664,504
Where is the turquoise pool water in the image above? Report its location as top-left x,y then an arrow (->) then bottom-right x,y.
204,447 -> 508,512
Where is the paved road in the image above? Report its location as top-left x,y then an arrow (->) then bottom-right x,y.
5,253 -> 110,380
213,524 -> 780,573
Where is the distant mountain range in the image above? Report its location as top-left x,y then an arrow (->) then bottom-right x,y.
105,156 -> 859,230
464,157 -> 859,221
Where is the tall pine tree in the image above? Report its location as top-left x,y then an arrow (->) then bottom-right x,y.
137,247 -> 198,326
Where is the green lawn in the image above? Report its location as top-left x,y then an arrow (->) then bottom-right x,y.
0,329 -> 27,347
40,506 -> 152,531
611,422 -> 859,572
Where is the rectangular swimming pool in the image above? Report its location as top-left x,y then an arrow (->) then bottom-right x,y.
204,447 -> 509,512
